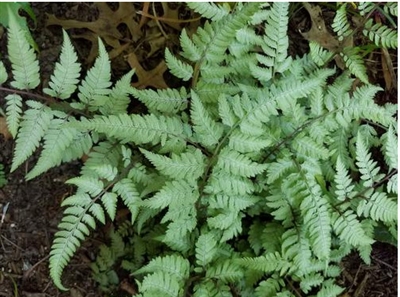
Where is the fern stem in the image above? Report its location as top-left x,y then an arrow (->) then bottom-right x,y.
335,169 -> 397,208
0,86 -> 87,117
0,86 -> 57,105
285,276 -> 303,297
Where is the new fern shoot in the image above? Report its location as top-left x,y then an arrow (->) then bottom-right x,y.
0,2 -> 397,296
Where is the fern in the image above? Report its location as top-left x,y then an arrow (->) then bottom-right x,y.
165,48 -> 193,81
25,118 -> 77,180
195,232 -> 219,267
131,87 -> 188,114
4,94 -> 23,138
191,90 -> 224,147
140,147 -> 205,181
77,38 -> 112,110
363,19 -> 398,49
341,47 -> 369,84
0,3 -> 397,296
0,164 -> 6,187
332,4 -> 352,41
187,2 -> 231,21
6,8 -> 39,90
43,30 -> 81,99
0,61 -> 7,84
11,101 -> 53,172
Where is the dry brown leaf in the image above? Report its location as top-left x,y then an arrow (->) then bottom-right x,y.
381,47 -> 397,91
300,3 -> 355,70
0,117 -> 12,140
300,3 -> 340,52
127,52 -> 168,89
46,3 -> 142,63
160,2 -> 182,30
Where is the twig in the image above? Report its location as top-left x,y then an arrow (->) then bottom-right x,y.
371,255 -> 396,270
23,254 -> 50,279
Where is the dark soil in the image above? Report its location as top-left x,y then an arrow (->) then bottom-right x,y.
0,3 -> 397,297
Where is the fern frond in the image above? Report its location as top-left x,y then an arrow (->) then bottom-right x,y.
43,30 -> 81,99
209,194 -> 259,212
255,278 -> 282,297
329,128 -> 353,169
134,254 -> 190,283
205,2 -> 260,63
334,157 -> 355,201
165,48 -> 193,81
131,87 -> 188,114
206,260 -> 243,282
66,176 -> 104,196
7,9 -> 40,90
257,2 -> 291,75
193,280 -> 225,297
61,129 -> 93,163
332,4 -> 352,41
0,164 -> 6,187
187,2 -> 230,21
80,141 -> 121,179
332,210 -> 374,246
195,81 -> 239,103
382,125 -> 398,170
228,130 -> 272,153
292,135 -> 330,160
77,38 -> 111,109
50,193 -> 96,290
195,232 -> 219,267
341,47 -> 369,84
191,91 -> 224,147
217,147 -> 268,178
300,178 -> 331,260
309,41 -> 334,66
387,174 -> 397,194
300,273 -> 324,293
363,19 -> 398,49
179,29 -> 202,62
100,70 -> 134,115
11,101 -> 53,172
142,180 -> 195,210
113,178 -> 140,223
266,158 -> 294,184
163,218 -> 196,252
0,61 -> 7,84
4,94 -> 23,138
70,113 -> 189,146
140,271 -> 181,297
357,191 -> 397,223
205,172 -> 255,195
140,147 -> 205,181
383,2 -> 397,17
26,119 -> 77,180
358,2 -> 375,16
355,132 -> 383,187
237,252 -> 291,274
316,279 -> 344,297
100,192 -> 118,221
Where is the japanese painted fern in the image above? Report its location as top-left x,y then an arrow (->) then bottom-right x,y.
311,2 -> 398,84
0,2 -> 397,296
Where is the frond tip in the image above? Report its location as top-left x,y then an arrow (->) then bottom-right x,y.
7,6 -> 40,90
43,30 -> 81,99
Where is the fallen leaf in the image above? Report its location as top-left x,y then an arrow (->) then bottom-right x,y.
0,117 -> 12,140
300,3 -> 353,70
381,46 -> 397,91
300,3 -> 340,52
127,52 -> 168,89
46,3 -> 142,63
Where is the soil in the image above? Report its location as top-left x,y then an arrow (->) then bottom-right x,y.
0,3 -> 397,297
